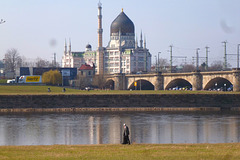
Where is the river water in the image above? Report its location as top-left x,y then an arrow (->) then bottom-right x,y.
0,111 -> 240,146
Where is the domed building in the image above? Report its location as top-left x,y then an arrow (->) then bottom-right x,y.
62,2 -> 151,74
97,3 -> 152,74
108,10 -> 135,49
85,44 -> 92,51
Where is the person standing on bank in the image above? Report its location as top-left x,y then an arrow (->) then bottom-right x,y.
122,123 -> 130,144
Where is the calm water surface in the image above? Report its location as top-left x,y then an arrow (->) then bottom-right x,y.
0,111 -> 240,146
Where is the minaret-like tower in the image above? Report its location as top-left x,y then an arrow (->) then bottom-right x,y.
140,31 -> 143,48
68,38 -> 71,54
64,39 -> 67,55
97,1 -> 104,75
98,2 -> 103,48
144,35 -> 146,49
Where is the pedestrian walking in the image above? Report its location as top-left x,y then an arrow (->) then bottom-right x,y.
122,123 -> 130,144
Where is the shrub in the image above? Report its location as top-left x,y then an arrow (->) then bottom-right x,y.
42,70 -> 62,85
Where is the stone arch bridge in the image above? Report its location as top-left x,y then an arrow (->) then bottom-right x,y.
104,69 -> 240,91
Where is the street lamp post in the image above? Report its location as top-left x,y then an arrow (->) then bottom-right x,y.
158,52 -> 161,72
196,48 -> 200,71
155,56 -> 157,72
238,44 -> 240,69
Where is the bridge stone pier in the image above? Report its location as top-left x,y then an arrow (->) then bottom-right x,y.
105,69 -> 240,91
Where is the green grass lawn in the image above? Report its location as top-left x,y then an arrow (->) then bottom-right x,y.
0,85 -> 238,95
0,143 -> 239,160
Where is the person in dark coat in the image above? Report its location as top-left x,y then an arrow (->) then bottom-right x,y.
122,123 -> 130,144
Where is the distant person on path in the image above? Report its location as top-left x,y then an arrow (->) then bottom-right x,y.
48,88 -> 51,92
122,123 -> 130,144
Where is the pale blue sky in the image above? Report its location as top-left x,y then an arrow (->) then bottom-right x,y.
0,0 -> 240,67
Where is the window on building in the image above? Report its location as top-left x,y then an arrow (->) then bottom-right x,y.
138,62 -> 144,67
88,71 -> 91,76
109,63 -> 113,67
138,57 -> 144,61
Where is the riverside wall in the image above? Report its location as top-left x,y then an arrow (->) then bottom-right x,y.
0,94 -> 240,112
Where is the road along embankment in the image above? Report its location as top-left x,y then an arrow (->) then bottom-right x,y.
0,94 -> 240,112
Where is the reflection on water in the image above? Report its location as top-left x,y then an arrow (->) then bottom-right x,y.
0,111 -> 240,146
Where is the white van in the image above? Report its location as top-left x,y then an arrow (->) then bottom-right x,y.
7,79 -> 15,83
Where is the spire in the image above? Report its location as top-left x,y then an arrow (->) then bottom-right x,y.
122,8 -> 123,12
140,31 -> 143,48
144,35 -> 146,49
135,35 -> 138,49
98,0 -> 102,7
64,38 -> 67,55
68,38 -> 71,53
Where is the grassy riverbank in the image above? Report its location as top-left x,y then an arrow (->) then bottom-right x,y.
0,85 -> 238,95
0,143 -> 240,160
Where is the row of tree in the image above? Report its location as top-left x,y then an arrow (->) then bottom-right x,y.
3,48 -> 60,77
41,70 -> 107,88
3,48 -> 231,76
155,58 -> 230,73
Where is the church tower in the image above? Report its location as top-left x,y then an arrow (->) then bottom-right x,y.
64,39 -> 67,55
96,1 -> 104,75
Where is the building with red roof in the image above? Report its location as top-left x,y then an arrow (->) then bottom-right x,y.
78,63 -> 95,77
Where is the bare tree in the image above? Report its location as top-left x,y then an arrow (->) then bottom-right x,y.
21,56 -> 35,67
157,58 -> 170,72
179,63 -> 195,72
35,57 -> 51,67
92,75 -> 106,89
209,61 -> 224,71
158,58 -> 169,67
75,74 -> 90,89
4,48 -> 22,76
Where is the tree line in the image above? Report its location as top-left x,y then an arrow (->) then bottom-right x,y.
154,58 -> 230,73
3,48 -> 60,77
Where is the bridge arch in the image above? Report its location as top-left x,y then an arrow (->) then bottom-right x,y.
128,79 -> 154,90
165,78 -> 192,90
105,79 -> 115,90
203,77 -> 232,91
